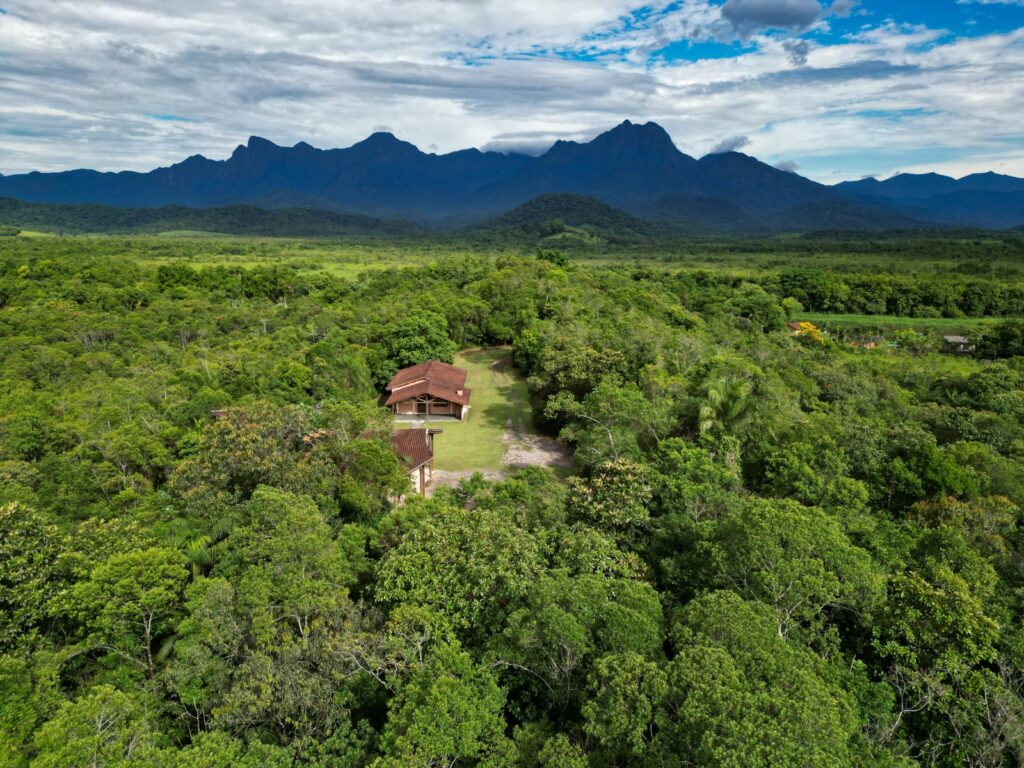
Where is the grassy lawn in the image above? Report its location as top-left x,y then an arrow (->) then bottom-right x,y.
398,347 -> 535,472
796,313 -> 1003,334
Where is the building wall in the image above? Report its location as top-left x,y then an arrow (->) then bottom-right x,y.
392,397 -> 462,417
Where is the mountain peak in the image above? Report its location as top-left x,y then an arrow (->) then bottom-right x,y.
348,131 -> 422,158
229,136 -> 281,161
356,131 -> 403,147
246,136 -> 279,151
601,119 -> 674,143
562,119 -> 683,162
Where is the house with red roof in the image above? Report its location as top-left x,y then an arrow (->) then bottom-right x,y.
385,360 -> 471,420
391,427 -> 441,496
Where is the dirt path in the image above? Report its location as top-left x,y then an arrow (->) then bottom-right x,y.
426,353 -> 573,496
494,353 -> 574,470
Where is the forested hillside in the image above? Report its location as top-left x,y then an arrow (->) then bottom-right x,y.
0,198 -> 418,237
2,235 -> 1024,767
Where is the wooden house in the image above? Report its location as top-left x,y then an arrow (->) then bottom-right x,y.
385,360 -> 471,420
391,428 -> 441,496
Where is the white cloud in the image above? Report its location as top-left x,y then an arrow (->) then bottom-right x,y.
0,0 -> 1020,183
710,135 -> 751,153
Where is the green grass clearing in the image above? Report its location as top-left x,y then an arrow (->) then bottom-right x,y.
398,347 -> 536,472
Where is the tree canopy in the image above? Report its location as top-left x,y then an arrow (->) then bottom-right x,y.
2,233 -> 1023,767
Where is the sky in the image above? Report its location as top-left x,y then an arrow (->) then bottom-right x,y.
0,0 -> 1022,183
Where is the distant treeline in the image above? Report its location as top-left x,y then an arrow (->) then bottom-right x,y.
769,269 -> 1024,317
149,259 -> 1024,319
665,268 -> 1024,318
0,197 -> 419,236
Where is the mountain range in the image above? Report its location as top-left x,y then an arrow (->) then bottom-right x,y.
1,120 -> 1023,232
836,172 -> 1024,230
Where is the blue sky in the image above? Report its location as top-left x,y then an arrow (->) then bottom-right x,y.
0,0 -> 1022,182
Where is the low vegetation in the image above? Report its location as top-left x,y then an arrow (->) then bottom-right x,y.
2,232 -> 1024,767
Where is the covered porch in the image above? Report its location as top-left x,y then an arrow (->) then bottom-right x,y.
391,393 -> 469,421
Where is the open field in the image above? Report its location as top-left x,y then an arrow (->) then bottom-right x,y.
436,347 -> 528,471
399,347 -> 536,472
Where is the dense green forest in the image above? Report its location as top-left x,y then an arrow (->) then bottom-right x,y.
0,198 -> 420,237
2,232 -> 1024,767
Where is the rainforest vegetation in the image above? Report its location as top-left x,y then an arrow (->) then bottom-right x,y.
2,232 -> 1024,767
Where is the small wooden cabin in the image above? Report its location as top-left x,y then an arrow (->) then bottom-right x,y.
391,428 -> 441,496
385,360 -> 471,420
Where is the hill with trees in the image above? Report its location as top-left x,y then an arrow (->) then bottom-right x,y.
0,197 -> 419,236
472,193 -> 665,243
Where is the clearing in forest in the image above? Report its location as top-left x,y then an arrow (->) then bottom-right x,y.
396,347 -> 573,487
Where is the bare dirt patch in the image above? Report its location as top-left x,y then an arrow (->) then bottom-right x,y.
494,352 -> 574,470
502,434 -> 574,469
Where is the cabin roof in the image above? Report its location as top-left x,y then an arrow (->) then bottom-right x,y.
386,360 -> 467,392
943,335 -> 971,344
391,428 -> 433,471
385,360 -> 470,406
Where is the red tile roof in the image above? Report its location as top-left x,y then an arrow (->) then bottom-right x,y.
385,360 -> 470,406
384,381 -> 472,406
387,360 -> 467,391
391,428 -> 433,470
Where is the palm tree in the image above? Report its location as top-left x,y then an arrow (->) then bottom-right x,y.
180,534 -> 216,580
699,376 -> 754,437
166,515 -> 234,581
